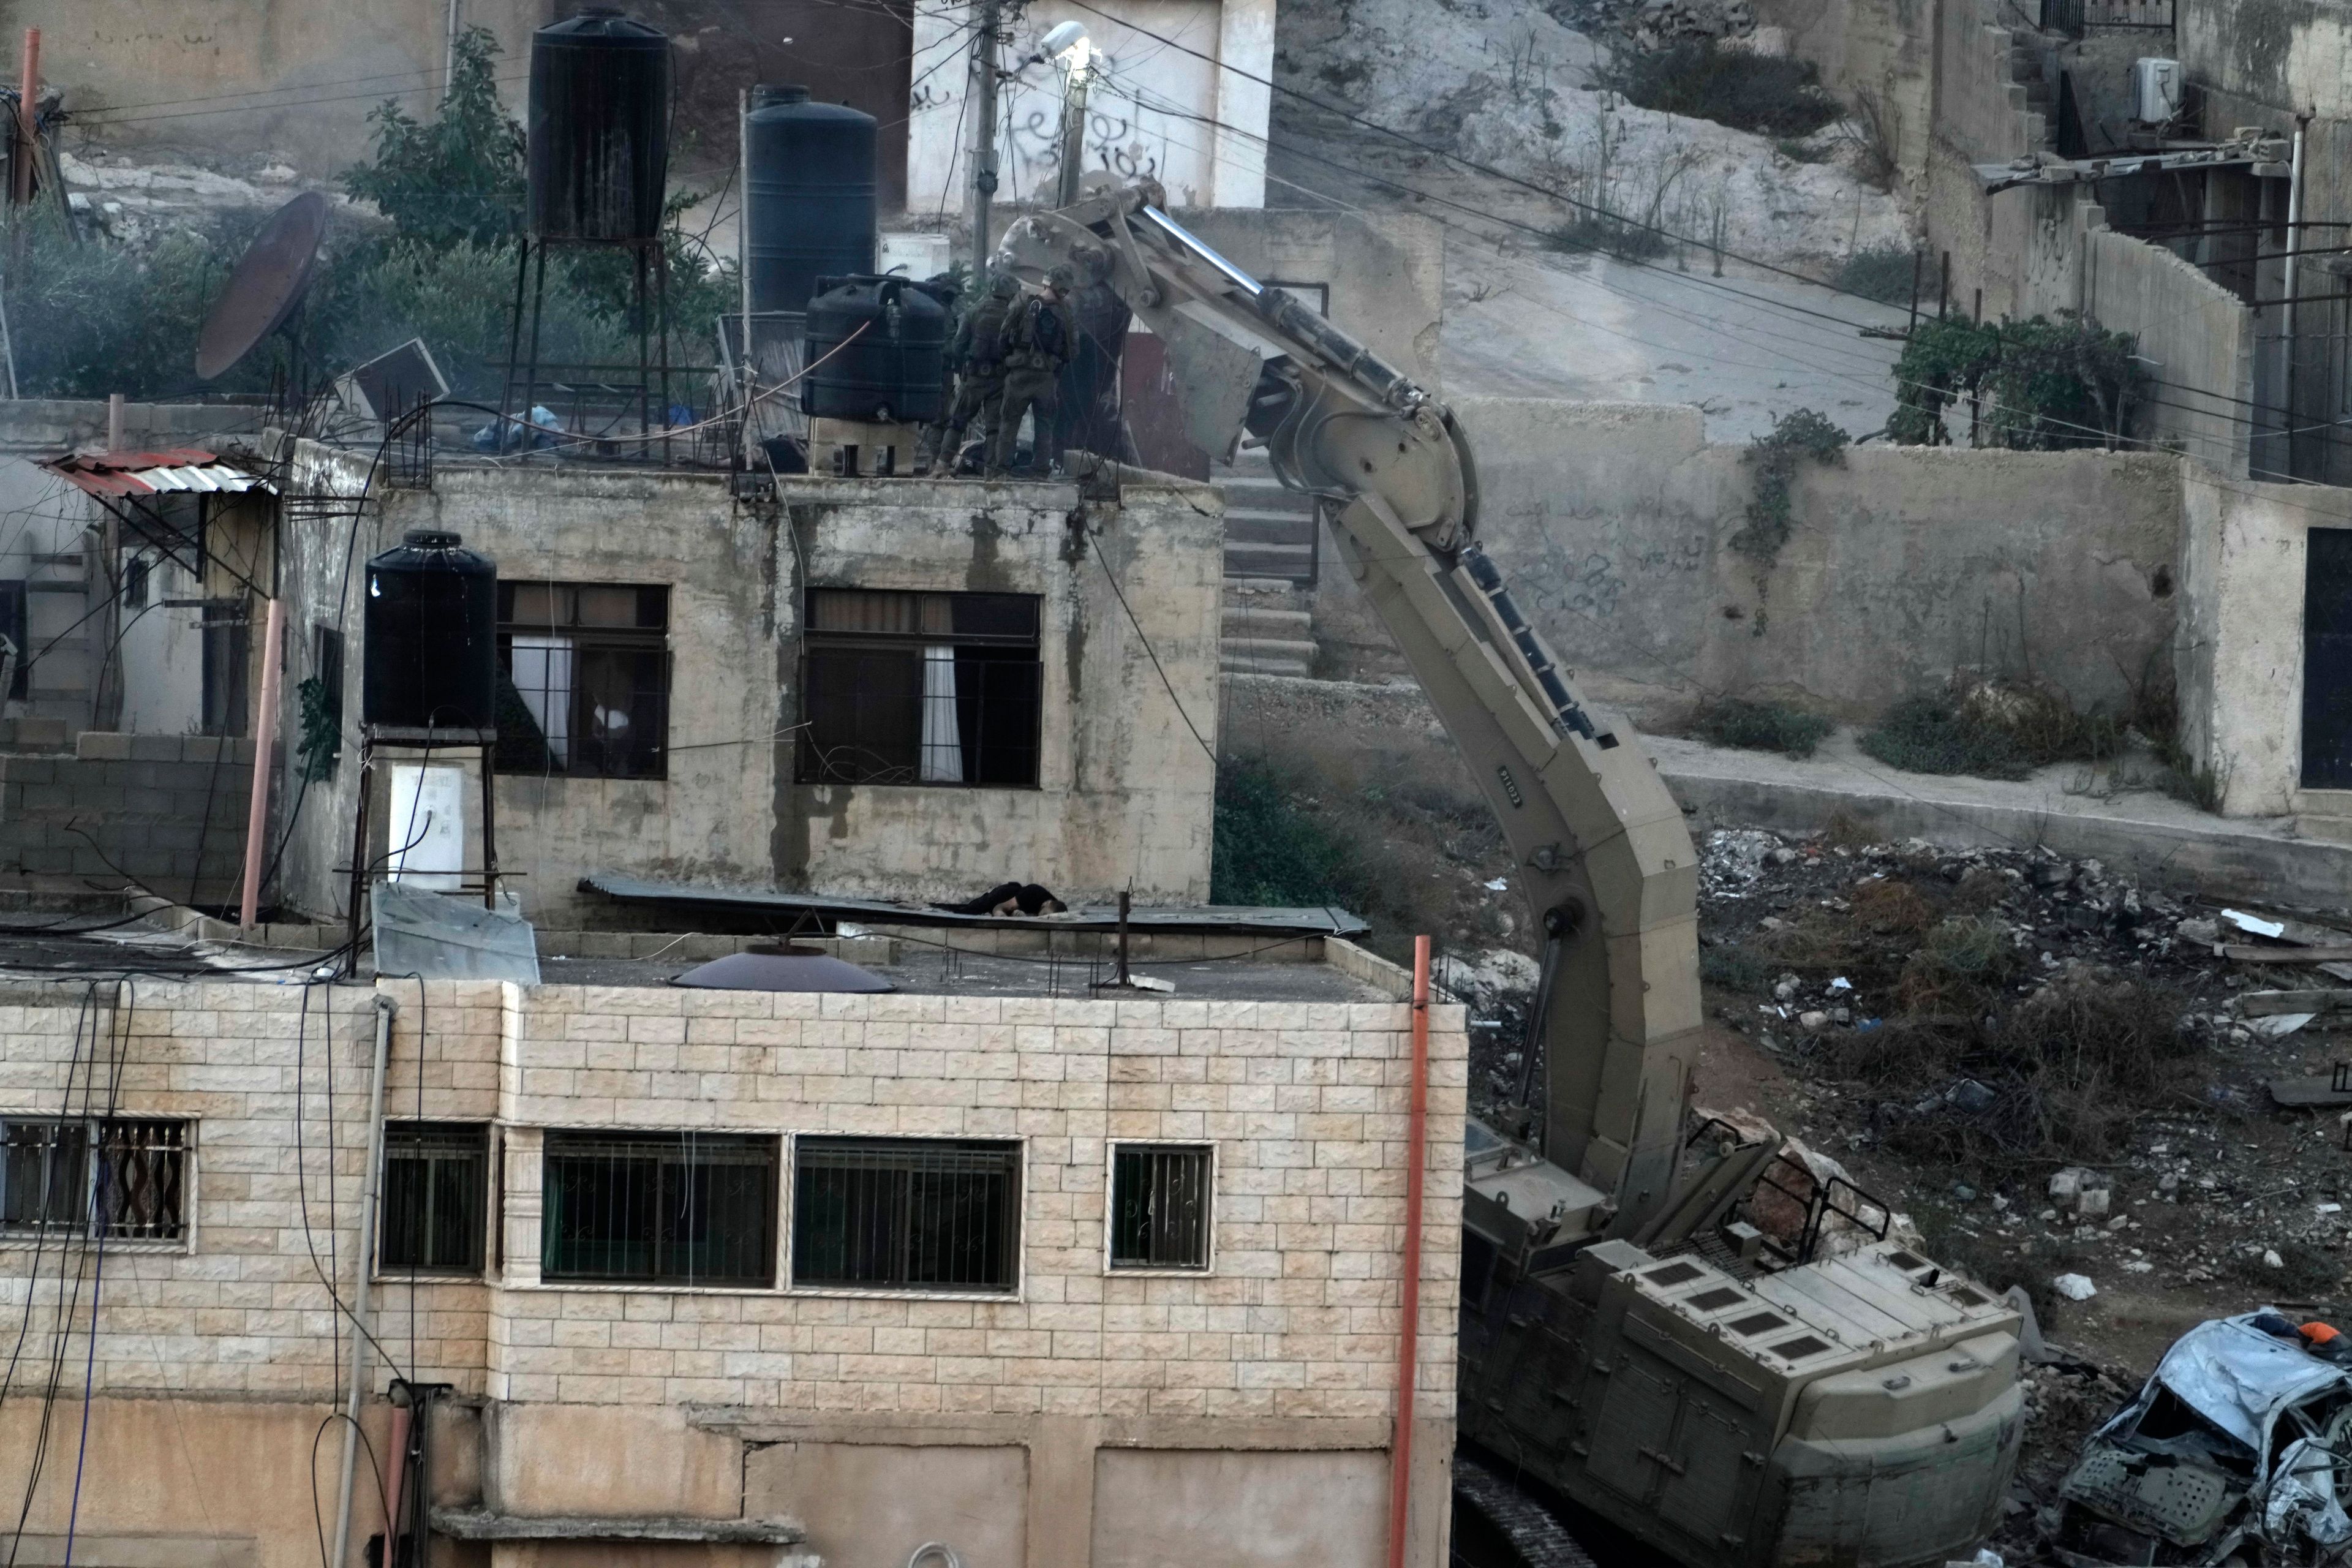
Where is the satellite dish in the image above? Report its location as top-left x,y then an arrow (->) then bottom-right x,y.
194,190 -> 330,380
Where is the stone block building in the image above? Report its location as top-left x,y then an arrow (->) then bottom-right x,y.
0,940 -> 1464,1567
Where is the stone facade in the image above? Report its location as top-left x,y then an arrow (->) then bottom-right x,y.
0,963 -> 1466,1567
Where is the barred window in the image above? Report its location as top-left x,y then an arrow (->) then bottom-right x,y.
799,589 -> 1042,788
542,1131 -> 777,1286
0,1118 -> 187,1242
496,581 -> 671,780
1109,1143 -> 1212,1270
381,1122 -> 489,1275
792,1137 -> 1021,1293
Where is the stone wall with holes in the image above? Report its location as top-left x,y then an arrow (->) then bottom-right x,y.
271,444 -> 1224,927
0,969 -> 1464,1567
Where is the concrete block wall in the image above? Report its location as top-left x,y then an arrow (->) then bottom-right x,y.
0,731 -> 256,903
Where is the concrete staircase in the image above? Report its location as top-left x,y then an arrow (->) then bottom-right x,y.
1216,448 -> 1318,583
1215,448 -> 1321,677
1220,579 -> 1316,677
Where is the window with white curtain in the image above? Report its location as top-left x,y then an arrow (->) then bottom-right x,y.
799,589 -> 1042,787
496,582 -> 669,778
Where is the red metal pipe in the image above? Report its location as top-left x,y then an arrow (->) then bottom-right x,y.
1387,933 -> 1433,1568
383,1401 -> 412,1545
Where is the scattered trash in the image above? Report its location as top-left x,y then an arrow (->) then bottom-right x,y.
2052,1272 -> 2098,1302
1945,1077 -> 1997,1115
1483,876 -> 1510,891
1827,976 -> 1852,992
2265,1248 -> 2286,1269
2250,1011 -> 2318,1038
2222,908 -> 2289,940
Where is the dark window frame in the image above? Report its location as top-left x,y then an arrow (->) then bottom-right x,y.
541,1129 -> 778,1287
1107,1142 -> 1214,1272
790,1135 -> 1023,1294
380,1121 -> 490,1277
797,587 -> 1044,790
495,581 -> 673,782
0,1116 -> 189,1243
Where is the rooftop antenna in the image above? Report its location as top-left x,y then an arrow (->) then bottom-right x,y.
194,190 -> 329,383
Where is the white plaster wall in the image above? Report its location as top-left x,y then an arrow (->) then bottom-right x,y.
908,0 -> 1273,214
115,550 -> 206,736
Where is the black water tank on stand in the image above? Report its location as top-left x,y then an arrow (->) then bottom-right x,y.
364,532 -> 499,732
746,85 -> 877,314
802,276 -> 952,424
529,9 -> 671,242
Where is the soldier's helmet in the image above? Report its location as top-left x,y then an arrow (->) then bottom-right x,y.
1044,263 -> 1077,292
988,271 -> 1021,300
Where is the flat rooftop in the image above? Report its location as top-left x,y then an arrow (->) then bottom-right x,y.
0,913 -> 1403,1004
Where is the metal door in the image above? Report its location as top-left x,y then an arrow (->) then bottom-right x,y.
1588,1352 -> 1680,1504
1659,1391 -> 1763,1555
2303,527 -> 2352,786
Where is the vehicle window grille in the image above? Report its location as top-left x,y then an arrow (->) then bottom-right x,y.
1109,1144 -> 1212,1270
1727,1311 -> 1789,1337
1684,1287 -> 1743,1313
1643,1262 -> 1703,1287
1770,1335 -> 1834,1361
792,1136 -> 1021,1292
542,1130 -> 777,1287
382,1122 -> 491,1274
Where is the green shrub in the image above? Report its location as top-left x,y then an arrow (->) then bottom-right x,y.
1547,213 -> 1672,261
6,221 -> 234,398
1888,312 -> 2139,450
322,241 -> 629,399
1732,408 -> 1848,565
1211,756 -> 1365,908
1594,40 -> 1842,138
1835,245 -> 1919,306
1862,693 -> 2032,778
1688,696 -> 1834,758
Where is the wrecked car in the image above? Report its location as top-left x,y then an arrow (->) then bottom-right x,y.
2052,1312 -> 2352,1566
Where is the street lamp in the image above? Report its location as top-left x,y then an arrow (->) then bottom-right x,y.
1039,21 -> 1095,206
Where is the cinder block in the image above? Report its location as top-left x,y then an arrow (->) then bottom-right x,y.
6,760 -> 55,786
14,717 -> 66,750
129,734 -> 185,763
75,731 -> 134,761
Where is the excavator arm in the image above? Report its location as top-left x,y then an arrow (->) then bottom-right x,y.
1001,185 -> 1705,1231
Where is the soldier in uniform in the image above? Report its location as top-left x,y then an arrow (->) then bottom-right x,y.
986,263 -> 1079,478
925,270 -> 1021,475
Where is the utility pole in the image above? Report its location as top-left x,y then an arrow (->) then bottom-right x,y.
968,0 -> 1002,279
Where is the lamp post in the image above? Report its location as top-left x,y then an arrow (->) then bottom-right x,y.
1041,21 -> 1095,207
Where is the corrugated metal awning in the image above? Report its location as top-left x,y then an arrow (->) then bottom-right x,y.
43,449 -> 274,499
579,872 -> 1370,937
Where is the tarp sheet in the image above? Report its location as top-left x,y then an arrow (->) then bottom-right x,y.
578,873 -> 1368,938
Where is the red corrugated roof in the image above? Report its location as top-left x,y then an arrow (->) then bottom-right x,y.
42,448 -> 269,500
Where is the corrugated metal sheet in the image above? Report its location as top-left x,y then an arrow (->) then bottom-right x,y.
43,450 -> 274,500
578,872 -> 1370,937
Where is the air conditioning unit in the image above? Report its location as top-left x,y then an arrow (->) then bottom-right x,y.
2134,58 -> 2182,124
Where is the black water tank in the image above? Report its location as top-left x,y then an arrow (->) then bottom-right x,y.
528,9 -> 671,243
364,531 -> 499,732
746,85 -> 877,314
801,275 -> 952,423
